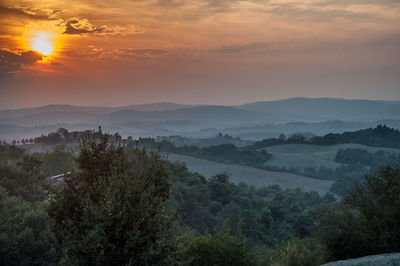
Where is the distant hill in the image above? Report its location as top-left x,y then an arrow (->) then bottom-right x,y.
121,102 -> 197,112
0,105 -> 114,120
0,102 -> 194,120
0,123 -> 96,142
103,106 -> 268,125
0,111 -> 102,126
237,98 -> 400,122
217,119 -> 400,140
1,98 -> 400,141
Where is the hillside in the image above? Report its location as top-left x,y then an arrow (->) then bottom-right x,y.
251,125 -> 400,150
237,98 -> 400,122
1,98 -> 400,142
261,143 -> 400,170
167,153 -> 334,195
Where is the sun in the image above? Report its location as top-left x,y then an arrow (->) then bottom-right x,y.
31,32 -> 54,56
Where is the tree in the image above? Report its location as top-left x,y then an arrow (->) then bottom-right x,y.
0,188 -> 61,265
317,166 -> 400,260
180,229 -> 257,266
17,155 -> 42,177
0,155 -> 46,202
47,130 -> 176,265
41,150 -> 75,176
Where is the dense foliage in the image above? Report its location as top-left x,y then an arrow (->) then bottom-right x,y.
168,161 -> 336,246
41,149 -> 75,176
47,131 -> 176,265
0,144 -> 60,265
32,128 -> 100,145
317,166 -> 400,260
335,148 -> 400,170
180,229 -> 258,266
0,188 -> 61,266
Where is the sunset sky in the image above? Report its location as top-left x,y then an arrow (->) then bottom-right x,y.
1,0 -> 399,108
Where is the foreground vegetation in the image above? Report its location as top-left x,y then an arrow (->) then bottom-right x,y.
1,129 -> 400,265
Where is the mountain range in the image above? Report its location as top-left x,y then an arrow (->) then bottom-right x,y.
1,98 -> 399,141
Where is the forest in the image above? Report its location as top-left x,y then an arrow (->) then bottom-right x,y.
1,128 -> 399,265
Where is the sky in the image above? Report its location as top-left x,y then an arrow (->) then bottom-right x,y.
0,0 -> 399,108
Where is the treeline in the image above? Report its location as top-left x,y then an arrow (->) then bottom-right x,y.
250,125 -> 400,149
335,148 -> 400,170
20,128 -> 250,148
125,138 -> 273,168
172,144 -> 272,168
157,132 -> 252,147
13,127 -> 109,145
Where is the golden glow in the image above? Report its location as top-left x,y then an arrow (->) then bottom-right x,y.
31,32 -> 53,55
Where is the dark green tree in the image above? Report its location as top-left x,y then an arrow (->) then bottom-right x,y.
47,130 -> 176,265
0,188 -> 61,266
317,166 -> 400,260
41,150 -> 75,176
180,229 -> 257,266
0,155 -> 46,202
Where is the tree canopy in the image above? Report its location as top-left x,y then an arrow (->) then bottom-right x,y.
47,130 -> 176,265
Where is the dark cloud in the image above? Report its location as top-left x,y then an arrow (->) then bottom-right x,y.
63,18 -> 106,35
0,4 -> 53,20
0,50 -> 43,77
212,42 -> 269,54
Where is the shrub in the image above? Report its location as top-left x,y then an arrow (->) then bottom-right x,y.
267,238 -> 328,266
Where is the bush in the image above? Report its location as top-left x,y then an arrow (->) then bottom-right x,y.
266,238 -> 328,266
180,230 -> 258,266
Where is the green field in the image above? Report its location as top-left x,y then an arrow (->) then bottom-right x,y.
261,143 -> 400,170
167,153 -> 334,195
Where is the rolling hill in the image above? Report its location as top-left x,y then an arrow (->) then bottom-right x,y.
261,143 -> 400,170
167,153 -> 334,194
1,98 -> 400,141
237,98 -> 400,122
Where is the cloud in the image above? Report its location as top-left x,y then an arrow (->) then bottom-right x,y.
0,4 -> 54,20
63,18 -> 106,34
0,49 -> 43,77
268,4 -> 375,21
211,42 -> 269,54
63,18 -> 141,36
314,0 -> 400,7
121,49 -> 169,56
106,24 -> 143,36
